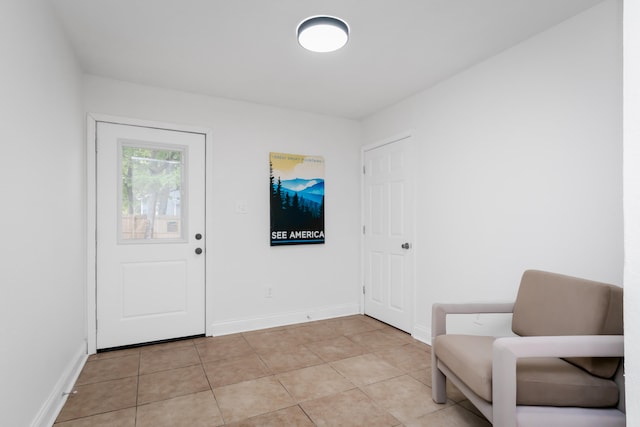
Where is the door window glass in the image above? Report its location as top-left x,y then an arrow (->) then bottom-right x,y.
119,143 -> 185,241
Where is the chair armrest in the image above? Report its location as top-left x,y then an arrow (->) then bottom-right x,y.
492,335 -> 624,427
494,335 -> 624,359
431,302 -> 515,338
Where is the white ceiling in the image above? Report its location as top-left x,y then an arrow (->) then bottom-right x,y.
50,0 -> 604,119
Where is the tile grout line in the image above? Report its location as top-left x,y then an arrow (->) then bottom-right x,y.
134,348 -> 141,426
195,337 -> 227,425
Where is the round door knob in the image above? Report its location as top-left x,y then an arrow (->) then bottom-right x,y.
401,242 -> 411,249
195,233 -> 202,240
195,248 -> 203,255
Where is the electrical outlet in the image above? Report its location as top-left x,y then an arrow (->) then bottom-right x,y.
265,287 -> 273,298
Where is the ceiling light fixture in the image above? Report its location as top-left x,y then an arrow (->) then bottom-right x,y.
297,16 -> 349,53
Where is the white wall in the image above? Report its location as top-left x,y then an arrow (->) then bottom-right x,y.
362,0 -> 623,338
0,0 -> 86,426
83,76 -> 362,335
623,0 -> 640,422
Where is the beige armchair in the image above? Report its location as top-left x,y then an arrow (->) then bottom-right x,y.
431,270 -> 625,427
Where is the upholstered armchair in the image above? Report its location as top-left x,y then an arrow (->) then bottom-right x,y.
431,270 -> 625,427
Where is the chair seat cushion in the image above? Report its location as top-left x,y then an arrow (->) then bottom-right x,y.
434,334 -> 619,407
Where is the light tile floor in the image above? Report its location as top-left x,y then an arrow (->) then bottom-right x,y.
55,315 -> 491,426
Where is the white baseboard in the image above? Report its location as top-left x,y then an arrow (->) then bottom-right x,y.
412,324 -> 431,345
31,342 -> 87,427
210,303 -> 360,336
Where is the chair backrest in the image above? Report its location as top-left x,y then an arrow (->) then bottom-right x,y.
512,270 -> 623,378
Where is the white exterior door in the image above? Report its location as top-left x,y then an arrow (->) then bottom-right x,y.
96,121 -> 206,349
363,136 -> 414,333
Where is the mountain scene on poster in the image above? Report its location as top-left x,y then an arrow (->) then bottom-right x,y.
280,178 -> 324,205
270,176 -> 324,233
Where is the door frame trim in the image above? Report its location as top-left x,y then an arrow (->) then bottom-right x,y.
360,130 -> 415,333
86,113 -> 213,354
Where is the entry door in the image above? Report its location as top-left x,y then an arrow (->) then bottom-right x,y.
363,137 -> 414,333
96,122 -> 206,349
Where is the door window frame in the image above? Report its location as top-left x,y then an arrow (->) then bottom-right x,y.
86,114 -> 213,354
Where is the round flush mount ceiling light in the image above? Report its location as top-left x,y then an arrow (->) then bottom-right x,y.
297,16 -> 349,53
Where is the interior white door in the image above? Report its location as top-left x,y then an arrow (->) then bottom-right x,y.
96,122 -> 206,349
363,137 -> 414,333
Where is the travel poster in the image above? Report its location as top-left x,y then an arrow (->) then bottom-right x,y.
270,152 -> 325,246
